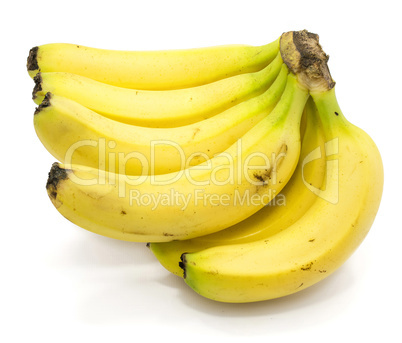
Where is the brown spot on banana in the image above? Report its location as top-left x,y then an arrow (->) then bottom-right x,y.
300,262 -> 314,271
253,169 -> 272,185
252,143 -> 288,187
192,128 -> 201,140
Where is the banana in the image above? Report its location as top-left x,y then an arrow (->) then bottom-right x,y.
34,64 -> 289,175
45,73 -> 309,243
179,30 -> 384,303
149,97 -> 327,276
27,39 -> 279,90
32,53 -> 284,128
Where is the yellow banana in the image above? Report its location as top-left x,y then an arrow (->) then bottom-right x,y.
27,39 -> 279,90
45,73 -> 309,243
34,64 -> 289,175
32,53 -> 283,127
149,97 -> 326,276
179,30 -> 384,303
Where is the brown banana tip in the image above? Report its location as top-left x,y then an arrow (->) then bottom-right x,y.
32,72 -> 42,99
27,46 -> 39,71
179,253 -> 188,279
46,162 -> 69,200
280,29 -> 335,92
34,92 -> 52,115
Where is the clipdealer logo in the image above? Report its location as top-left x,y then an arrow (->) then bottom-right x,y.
62,137 -> 339,207
128,188 -> 285,211
63,137 -> 287,188
301,138 -> 339,204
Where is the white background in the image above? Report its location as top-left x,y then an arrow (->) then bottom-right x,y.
1,0 -> 400,341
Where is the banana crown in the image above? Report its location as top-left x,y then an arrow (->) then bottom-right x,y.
280,30 -> 335,92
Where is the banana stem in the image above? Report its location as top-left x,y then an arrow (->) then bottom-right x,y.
279,30 -> 348,132
280,30 -> 335,93
310,88 -> 350,133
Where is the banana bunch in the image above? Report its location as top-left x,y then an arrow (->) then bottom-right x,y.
28,30 -> 383,303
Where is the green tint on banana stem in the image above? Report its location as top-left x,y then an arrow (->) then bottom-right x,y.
45,73 -> 309,243
27,39 -> 280,89
149,97 -> 327,276
180,87 -> 384,303
32,53 -> 284,128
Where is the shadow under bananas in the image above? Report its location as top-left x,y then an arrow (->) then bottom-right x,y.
46,228 -> 155,268
167,261 -> 359,335
46,225 -> 363,334
67,248 -> 361,333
